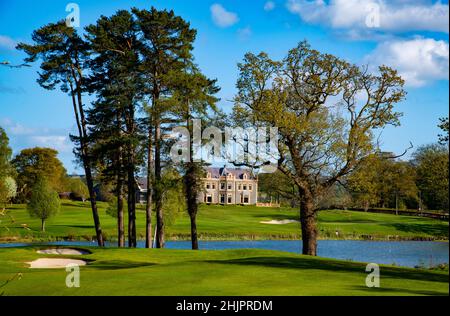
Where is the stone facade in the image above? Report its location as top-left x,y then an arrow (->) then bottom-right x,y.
198,167 -> 258,205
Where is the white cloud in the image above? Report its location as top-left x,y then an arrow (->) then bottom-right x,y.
0,35 -> 17,50
264,1 -> 276,11
365,37 -> 449,87
286,0 -> 449,34
238,26 -> 252,40
31,136 -> 72,153
0,118 -> 73,154
211,3 -> 239,28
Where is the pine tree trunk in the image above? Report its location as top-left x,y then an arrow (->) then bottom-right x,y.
190,212 -> 199,250
300,192 -> 318,256
117,177 -> 125,248
127,157 -> 137,248
71,77 -> 104,247
145,126 -> 153,249
41,219 -> 45,232
84,159 -> 104,247
185,164 -> 199,250
154,122 -> 165,248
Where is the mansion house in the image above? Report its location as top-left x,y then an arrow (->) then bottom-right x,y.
198,167 -> 258,205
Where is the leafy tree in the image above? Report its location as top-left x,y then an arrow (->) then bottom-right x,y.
160,168 -> 186,228
347,155 -> 380,211
348,154 -> 418,211
12,148 -> 67,202
0,127 -> 13,179
412,144 -> 449,211
438,117 -> 449,145
233,41 -> 406,255
67,177 -> 89,202
27,177 -> 61,232
18,21 -> 104,246
0,177 -> 17,230
258,171 -> 299,207
1,177 -> 17,204
106,199 -> 128,218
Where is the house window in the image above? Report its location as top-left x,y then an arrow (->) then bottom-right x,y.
227,194 -> 232,204
212,184 -> 216,190
206,183 -> 210,189
243,185 -> 247,191
220,194 -> 225,204
207,172 -> 211,179
228,184 -> 232,190
244,196 -> 249,204
221,183 -> 225,190
249,184 -> 252,191
238,184 -> 242,190
243,174 -> 248,180
207,195 -> 212,203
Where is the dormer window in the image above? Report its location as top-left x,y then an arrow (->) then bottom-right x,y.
243,174 -> 248,180
207,172 -> 211,179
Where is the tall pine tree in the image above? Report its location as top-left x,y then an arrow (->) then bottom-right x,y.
18,22 -> 105,246
133,7 -> 197,248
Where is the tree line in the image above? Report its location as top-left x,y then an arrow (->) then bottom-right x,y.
259,142 -> 449,213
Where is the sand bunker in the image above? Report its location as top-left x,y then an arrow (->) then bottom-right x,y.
260,219 -> 299,225
27,258 -> 87,269
37,248 -> 89,255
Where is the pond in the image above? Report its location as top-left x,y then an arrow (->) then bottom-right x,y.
1,240 -> 448,268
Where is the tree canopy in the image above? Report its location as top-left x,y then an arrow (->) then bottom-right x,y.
233,41 -> 406,255
27,177 -> 61,232
412,144 -> 449,211
12,147 -> 67,202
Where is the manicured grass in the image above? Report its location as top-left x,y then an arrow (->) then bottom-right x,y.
0,247 -> 448,296
0,202 -> 448,242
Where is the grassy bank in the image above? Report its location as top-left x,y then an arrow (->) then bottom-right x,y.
0,246 -> 448,296
0,202 -> 448,242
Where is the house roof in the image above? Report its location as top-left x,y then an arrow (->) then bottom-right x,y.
136,177 -> 148,191
206,167 -> 256,180
135,167 -> 256,193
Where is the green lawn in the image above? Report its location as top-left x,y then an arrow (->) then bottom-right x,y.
0,201 -> 448,242
0,247 -> 447,296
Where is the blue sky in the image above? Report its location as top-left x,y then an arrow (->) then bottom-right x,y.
0,0 -> 449,173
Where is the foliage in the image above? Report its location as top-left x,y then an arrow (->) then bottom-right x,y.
160,168 -> 186,227
12,148 -> 67,202
258,171 -> 299,207
347,154 -> 418,210
106,199 -> 128,218
316,183 -> 352,210
412,144 -> 449,211
27,177 -> 61,231
0,177 -> 17,206
438,117 -> 449,145
66,177 -> 89,201
233,41 -> 406,255
0,127 -> 13,179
